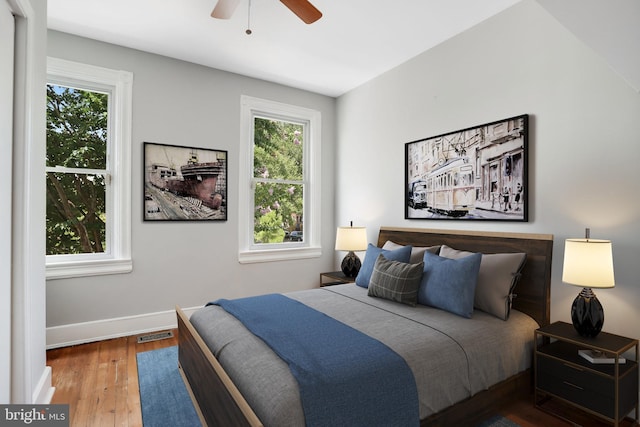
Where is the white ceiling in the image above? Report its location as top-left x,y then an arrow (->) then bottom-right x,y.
47,0 -> 523,97
47,0 -> 640,96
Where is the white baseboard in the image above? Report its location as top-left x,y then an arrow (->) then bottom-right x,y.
46,306 -> 202,349
33,366 -> 54,404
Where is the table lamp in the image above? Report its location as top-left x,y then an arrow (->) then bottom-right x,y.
562,228 -> 615,338
335,222 -> 367,277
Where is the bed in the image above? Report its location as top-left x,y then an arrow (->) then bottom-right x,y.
176,227 -> 553,426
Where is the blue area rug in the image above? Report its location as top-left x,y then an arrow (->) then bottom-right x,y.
476,415 -> 522,427
136,346 -> 521,427
136,346 -> 201,427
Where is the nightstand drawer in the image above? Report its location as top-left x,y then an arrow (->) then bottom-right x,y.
537,356 -> 614,417
537,355 -> 639,419
537,355 -> 612,392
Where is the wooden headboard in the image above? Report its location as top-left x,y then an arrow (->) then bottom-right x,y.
377,227 -> 553,327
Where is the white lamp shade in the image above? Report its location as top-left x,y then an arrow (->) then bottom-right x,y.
562,238 -> 615,288
335,227 -> 367,251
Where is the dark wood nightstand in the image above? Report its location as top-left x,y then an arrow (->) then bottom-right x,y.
534,321 -> 639,426
319,271 -> 355,287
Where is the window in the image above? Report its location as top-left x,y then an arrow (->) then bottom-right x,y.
45,57 -> 132,279
238,96 -> 321,263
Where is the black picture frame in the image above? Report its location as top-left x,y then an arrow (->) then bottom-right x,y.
405,114 -> 528,221
143,142 -> 227,221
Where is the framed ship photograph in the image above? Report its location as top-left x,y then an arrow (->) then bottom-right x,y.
405,114 -> 528,222
143,142 -> 227,221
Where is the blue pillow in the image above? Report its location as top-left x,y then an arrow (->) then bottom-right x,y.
355,243 -> 412,288
418,251 -> 482,318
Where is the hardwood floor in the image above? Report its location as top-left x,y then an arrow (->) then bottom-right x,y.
47,330 -> 178,427
47,331 -> 636,426
501,396 -> 636,427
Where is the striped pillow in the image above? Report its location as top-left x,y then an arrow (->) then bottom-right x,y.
367,255 -> 424,306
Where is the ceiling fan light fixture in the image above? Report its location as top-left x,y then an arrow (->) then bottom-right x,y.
211,0 -> 322,26
245,0 -> 252,35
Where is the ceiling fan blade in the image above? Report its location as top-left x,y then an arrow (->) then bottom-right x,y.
279,0 -> 322,24
211,0 -> 241,19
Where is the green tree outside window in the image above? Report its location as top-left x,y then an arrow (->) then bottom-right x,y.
253,117 -> 304,244
46,84 -> 108,255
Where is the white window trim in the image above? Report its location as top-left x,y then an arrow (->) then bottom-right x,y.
45,57 -> 133,279
238,95 -> 321,263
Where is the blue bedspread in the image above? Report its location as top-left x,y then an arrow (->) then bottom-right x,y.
210,294 -> 419,427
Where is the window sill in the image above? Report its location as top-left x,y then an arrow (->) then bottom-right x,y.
238,246 -> 322,264
46,258 -> 133,280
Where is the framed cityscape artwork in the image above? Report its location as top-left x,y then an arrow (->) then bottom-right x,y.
143,142 -> 227,221
405,114 -> 528,221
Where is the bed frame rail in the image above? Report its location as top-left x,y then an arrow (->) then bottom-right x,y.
176,306 -> 263,427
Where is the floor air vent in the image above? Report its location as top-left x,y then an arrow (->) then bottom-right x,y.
137,330 -> 174,344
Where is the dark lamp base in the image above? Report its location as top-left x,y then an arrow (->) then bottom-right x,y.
341,251 -> 361,277
571,287 -> 604,338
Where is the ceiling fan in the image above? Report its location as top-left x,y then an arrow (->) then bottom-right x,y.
211,0 -> 323,24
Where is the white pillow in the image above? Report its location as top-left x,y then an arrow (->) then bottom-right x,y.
382,240 -> 440,264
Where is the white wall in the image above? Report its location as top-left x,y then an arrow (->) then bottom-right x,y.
46,31 -> 337,347
336,0 -> 640,341
537,0 -> 640,93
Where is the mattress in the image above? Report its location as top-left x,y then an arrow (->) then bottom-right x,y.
189,284 -> 539,427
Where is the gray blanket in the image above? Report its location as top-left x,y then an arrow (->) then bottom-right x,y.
190,284 -> 538,427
